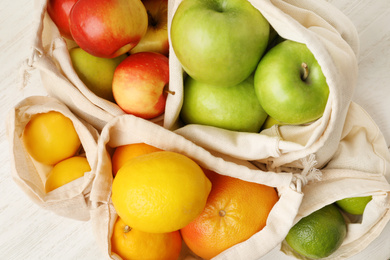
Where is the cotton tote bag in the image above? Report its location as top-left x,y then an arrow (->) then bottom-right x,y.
281,102 -> 390,259
88,114 -> 319,260
6,96 -> 100,221
167,0 -> 360,169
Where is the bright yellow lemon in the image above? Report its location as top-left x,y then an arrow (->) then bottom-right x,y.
111,151 -> 212,233
23,111 -> 81,165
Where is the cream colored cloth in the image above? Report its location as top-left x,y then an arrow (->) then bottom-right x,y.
167,0 -> 359,169
6,96 -> 100,221
280,102 -> 390,259
89,114 -> 307,260
12,0 -> 390,259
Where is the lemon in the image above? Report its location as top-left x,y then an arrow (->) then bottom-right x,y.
23,111 -> 81,165
45,156 -> 91,193
111,151 -> 212,233
285,204 -> 347,259
336,196 -> 372,215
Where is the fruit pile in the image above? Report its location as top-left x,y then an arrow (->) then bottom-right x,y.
22,111 -> 89,193
48,0 -> 171,120
109,142 -> 279,260
9,0 -> 390,259
172,0 -> 329,132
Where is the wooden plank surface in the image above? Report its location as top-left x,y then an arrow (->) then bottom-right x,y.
0,0 -> 389,259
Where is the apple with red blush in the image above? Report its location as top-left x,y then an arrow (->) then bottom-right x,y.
69,0 -> 148,58
130,0 -> 169,56
112,52 -> 170,119
47,0 -> 78,40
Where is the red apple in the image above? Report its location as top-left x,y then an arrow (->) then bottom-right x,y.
112,52 -> 170,119
130,0 -> 169,56
69,0 -> 148,58
47,0 -> 78,40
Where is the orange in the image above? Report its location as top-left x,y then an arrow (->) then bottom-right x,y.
45,156 -> 91,193
23,111 -> 81,165
111,151 -> 211,233
111,143 -> 162,175
180,170 -> 279,259
111,217 -> 182,260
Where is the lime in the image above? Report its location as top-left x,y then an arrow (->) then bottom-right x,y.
336,196 -> 372,215
285,204 -> 347,259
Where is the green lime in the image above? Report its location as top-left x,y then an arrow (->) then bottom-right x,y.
285,204 -> 347,259
336,196 -> 372,215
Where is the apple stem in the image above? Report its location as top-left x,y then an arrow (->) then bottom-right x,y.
164,89 -> 175,95
301,62 -> 309,81
124,225 -> 132,233
219,210 -> 226,217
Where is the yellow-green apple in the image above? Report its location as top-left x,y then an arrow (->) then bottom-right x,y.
69,0 -> 148,58
180,75 -> 268,133
261,116 -> 285,130
47,0 -> 78,40
130,0 -> 169,56
112,52 -> 169,119
69,47 -> 127,102
171,0 -> 269,87
254,40 -> 329,125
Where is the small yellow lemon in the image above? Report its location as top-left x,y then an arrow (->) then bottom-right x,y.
111,217 -> 182,260
111,151 -> 211,233
23,111 -> 81,165
111,143 -> 162,176
45,156 -> 91,193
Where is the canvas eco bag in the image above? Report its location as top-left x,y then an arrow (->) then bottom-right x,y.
167,0 -> 360,169
87,114 -> 321,260
23,0 -> 168,131
6,96 -> 100,221
280,102 -> 390,259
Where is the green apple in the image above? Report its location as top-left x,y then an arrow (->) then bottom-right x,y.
261,116 -> 285,130
69,47 -> 127,102
336,196 -> 372,215
180,75 -> 268,133
254,40 -> 329,125
171,0 -> 269,87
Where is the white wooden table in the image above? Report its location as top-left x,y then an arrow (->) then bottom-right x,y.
1,0 -> 389,259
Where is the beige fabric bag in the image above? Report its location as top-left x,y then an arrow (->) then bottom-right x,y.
89,114 -> 314,260
280,102 -> 390,259
24,0 -> 166,131
167,0 -> 359,168
6,96 -> 100,221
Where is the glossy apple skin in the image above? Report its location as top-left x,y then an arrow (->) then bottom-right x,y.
47,0 -> 78,40
69,47 -> 127,102
180,75 -> 268,133
112,52 -> 169,119
254,40 -> 329,125
130,0 -> 169,56
171,0 -> 269,87
69,0 -> 148,58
